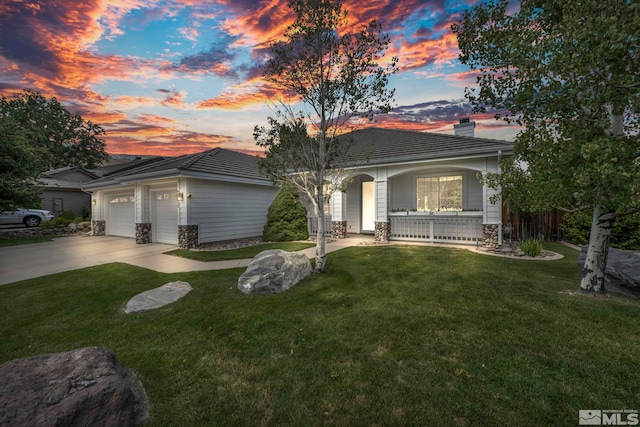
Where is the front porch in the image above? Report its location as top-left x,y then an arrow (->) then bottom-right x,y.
308,212 -> 500,247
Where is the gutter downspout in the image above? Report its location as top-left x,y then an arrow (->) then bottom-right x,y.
497,150 -> 503,247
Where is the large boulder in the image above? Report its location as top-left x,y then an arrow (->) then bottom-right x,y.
125,281 -> 192,314
0,347 -> 149,426
238,249 -> 312,294
578,247 -> 640,297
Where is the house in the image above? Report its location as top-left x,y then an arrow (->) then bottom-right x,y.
315,123 -> 514,249
82,148 -> 279,248
39,167 -> 100,216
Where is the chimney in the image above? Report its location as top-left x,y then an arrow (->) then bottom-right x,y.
454,117 -> 476,137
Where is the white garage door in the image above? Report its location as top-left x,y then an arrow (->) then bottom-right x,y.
153,192 -> 178,244
107,194 -> 135,238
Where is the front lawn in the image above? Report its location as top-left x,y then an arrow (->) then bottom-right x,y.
1,243 -> 638,426
0,236 -> 57,246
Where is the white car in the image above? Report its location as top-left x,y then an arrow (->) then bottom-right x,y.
0,208 -> 55,227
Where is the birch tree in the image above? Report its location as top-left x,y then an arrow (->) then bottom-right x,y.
255,0 -> 397,272
453,0 -> 640,294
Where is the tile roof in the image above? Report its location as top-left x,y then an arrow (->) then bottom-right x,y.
84,148 -> 267,187
342,128 -> 513,166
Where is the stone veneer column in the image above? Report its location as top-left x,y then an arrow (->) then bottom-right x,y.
482,224 -> 500,250
374,221 -> 390,242
179,225 -> 199,249
331,221 -> 347,239
92,220 -> 106,236
135,223 -> 152,244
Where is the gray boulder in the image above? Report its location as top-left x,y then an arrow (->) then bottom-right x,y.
238,249 -> 312,294
125,281 -> 192,314
578,247 -> 640,297
0,347 -> 149,426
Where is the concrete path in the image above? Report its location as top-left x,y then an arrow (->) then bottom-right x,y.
0,235 -> 369,286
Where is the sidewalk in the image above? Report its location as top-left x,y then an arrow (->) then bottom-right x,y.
0,235 -> 372,286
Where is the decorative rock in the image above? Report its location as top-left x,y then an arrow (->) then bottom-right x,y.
238,249 -> 312,294
578,247 -> 640,297
125,281 -> 192,314
0,347 -> 149,427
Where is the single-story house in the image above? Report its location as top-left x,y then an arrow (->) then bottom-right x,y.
39,167 -> 100,216
313,122 -> 514,249
82,148 -> 279,248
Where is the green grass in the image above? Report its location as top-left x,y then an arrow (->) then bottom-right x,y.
0,236 -> 57,246
1,242 -> 639,426
165,241 -> 315,261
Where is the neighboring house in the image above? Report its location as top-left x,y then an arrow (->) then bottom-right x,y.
312,122 -> 514,249
82,148 -> 279,248
39,167 -> 99,216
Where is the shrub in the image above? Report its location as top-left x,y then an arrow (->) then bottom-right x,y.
59,210 -> 76,221
263,182 -> 309,242
562,210 -> 640,250
519,239 -> 542,257
80,205 -> 91,221
41,217 -> 71,229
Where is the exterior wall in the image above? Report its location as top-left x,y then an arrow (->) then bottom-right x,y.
40,189 -> 91,216
188,179 -> 278,243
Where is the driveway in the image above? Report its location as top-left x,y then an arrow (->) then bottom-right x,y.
0,236 -> 254,286
0,235 -> 370,286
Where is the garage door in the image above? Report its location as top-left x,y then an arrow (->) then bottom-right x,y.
153,192 -> 178,244
107,194 -> 135,238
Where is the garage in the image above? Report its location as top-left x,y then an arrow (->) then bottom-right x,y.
153,191 -> 178,244
107,194 -> 135,238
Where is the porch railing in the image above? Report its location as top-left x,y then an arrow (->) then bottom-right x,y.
389,213 -> 482,244
307,215 -> 332,237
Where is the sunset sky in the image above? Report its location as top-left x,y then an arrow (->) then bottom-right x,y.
0,0 -> 520,157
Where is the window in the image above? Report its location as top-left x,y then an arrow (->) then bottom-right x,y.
416,175 -> 463,212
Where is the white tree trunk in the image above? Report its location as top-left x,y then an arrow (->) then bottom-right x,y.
315,203 -> 327,273
579,206 -> 615,294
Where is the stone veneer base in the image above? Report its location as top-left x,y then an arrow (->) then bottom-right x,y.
179,225 -> 199,249
482,223 -> 500,250
136,223 -> 152,244
374,221 -> 391,242
92,220 -> 106,236
331,221 -> 347,239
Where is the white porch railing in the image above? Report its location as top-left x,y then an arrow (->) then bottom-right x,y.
389,213 -> 482,244
308,215 -> 332,237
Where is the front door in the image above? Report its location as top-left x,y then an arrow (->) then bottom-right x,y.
362,181 -> 375,232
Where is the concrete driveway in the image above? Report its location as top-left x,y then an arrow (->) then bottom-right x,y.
0,235 -> 370,286
0,236 -> 254,286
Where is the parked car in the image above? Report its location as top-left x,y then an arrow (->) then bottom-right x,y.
0,208 -> 55,227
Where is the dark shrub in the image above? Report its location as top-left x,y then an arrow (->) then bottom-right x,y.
562,210 -> 640,250
263,182 -> 309,242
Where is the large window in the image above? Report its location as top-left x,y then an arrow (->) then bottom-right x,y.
416,175 -> 463,212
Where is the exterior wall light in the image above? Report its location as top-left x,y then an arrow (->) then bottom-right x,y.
92,198 -> 97,205
176,192 -> 184,202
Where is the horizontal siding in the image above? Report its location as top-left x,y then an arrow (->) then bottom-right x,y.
40,190 -> 90,216
189,180 -> 278,243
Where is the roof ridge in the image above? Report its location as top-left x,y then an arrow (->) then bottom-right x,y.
181,148 -> 221,169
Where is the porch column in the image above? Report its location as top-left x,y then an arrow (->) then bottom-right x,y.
374,176 -> 390,241
330,191 -> 347,238
482,170 -> 503,249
